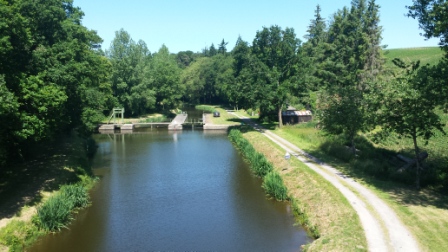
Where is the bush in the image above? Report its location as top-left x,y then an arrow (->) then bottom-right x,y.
34,194 -> 73,232
251,153 -> 273,177
229,129 -> 273,177
60,184 -> 89,208
262,171 -> 288,201
34,184 -> 90,232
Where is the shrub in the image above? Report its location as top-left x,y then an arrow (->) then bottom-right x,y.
262,171 -> 288,201
34,184 -> 90,232
60,184 -> 89,208
229,129 -> 273,177
251,153 -> 273,177
34,194 -> 73,232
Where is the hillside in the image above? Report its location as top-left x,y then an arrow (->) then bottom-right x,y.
383,47 -> 444,68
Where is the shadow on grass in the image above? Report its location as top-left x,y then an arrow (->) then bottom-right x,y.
270,122 -> 448,210
0,135 -> 90,220
369,179 -> 448,209
311,139 -> 448,210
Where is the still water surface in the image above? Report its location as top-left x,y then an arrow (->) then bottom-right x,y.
30,128 -> 310,251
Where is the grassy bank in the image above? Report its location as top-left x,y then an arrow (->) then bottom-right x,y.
231,127 -> 366,251
0,133 -> 98,252
273,122 -> 448,251
228,129 -> 288,201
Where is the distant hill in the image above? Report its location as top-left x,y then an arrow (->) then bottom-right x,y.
383,47 -> 444,68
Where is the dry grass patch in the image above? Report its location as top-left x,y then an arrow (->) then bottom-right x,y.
242,131 -> 366,251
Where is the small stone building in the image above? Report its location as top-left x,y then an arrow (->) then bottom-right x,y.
281,106 -> 312,125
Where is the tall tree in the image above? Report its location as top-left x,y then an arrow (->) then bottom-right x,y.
302,5 -> 328,105
218,39 -> 228,54
407,0 -> 448,51
251,25 -> 302,127
107,29 -> 154,116
304,5 -> 327,48
148,45 -> 182,109
180,57 -> 209,104
0,0 -> 113,164
180,54 -> 233,105
176,50 -> 195,68
229,36 -> 259,110
317,0 -> 383,153
378,59 -> 445,189
209,43 -> 217,56
407,0 -> 448,110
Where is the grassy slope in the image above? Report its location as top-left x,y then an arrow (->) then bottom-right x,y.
384,47 -> 444,68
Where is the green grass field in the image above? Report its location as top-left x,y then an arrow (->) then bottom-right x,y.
384,47 -> 444,68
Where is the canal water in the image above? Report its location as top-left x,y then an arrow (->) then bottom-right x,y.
29,115 -> 310,251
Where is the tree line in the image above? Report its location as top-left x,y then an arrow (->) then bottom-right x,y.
1,0 -> 447,189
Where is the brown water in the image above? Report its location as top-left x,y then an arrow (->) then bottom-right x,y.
29,127 -> 310,251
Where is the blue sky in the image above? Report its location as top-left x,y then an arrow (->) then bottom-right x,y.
74,0 -> 440,53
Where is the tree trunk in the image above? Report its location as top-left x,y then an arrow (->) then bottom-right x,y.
278,106 -> 283,128
277,79 -> 283,128
350,135 -> 356,155
412,134 -> 421,190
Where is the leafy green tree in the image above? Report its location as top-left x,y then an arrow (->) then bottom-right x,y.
317,0 -> 383,153
218,39 -> 228,55
181,57 -> 208,103
407,0 -> 448,51
251,25 -> 302,127
302,5 -> 328,108
377,59 -> 445,189
107,29 -> 154,116
148,45 -> 182,109
304,5 -> 327,48
210,54 -> 235,104
0,0 -> 114,165
180,54 -> 233,105
407,0 -> 448,110
176,50 -> 196,68
202,46 -> 209,57
209,43 -> 217,56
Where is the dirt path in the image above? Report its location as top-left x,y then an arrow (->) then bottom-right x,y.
230,113 -> 420,252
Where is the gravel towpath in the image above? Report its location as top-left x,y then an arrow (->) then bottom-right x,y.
231,113 -> 420,252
